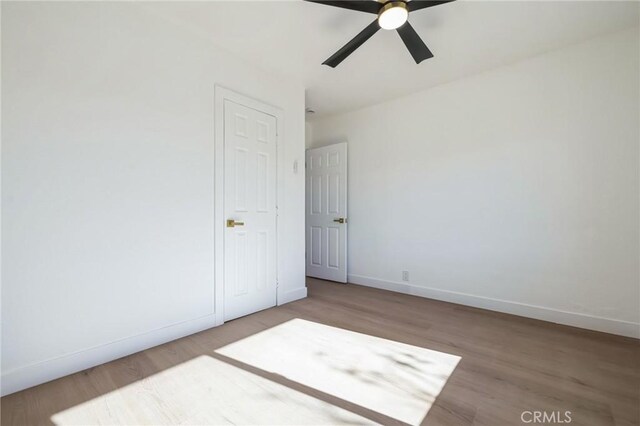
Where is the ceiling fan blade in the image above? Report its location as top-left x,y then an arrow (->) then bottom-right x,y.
323,20 -> 380,68
304,0 -> 382,14
407,0 -> 456,12
396,22 -> 433,64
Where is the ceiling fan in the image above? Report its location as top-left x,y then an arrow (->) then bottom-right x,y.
305,0 -> 455,67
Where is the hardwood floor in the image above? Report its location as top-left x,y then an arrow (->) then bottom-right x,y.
2,278 -> 639,425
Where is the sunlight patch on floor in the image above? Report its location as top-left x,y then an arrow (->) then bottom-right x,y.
51,355 -> 373,425
216,319 -> 461,425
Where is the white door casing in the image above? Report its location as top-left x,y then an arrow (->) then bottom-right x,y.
223,99 -> 278,321
305,143 -> 348,283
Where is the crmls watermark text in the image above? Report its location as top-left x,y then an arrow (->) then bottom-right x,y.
521,411 -> 572,423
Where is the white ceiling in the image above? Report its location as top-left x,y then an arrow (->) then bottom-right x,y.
143,1 -> 639,118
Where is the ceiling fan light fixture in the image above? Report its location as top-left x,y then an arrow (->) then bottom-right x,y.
378,2 -> 409,30
305,0 -> 454,67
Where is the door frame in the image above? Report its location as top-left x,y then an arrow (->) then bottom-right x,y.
214,85 -> 284,326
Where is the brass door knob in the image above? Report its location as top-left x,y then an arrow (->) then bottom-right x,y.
227,219 -> 245,228
333,218 -> 347,224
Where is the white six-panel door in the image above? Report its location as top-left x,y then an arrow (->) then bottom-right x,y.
224,99 -> 277,321
306,143 -> 348,283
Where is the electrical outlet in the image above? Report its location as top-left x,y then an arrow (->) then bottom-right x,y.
402,271 -> 409,282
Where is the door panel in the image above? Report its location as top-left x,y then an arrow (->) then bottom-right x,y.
306,143 -> 348,283
224,100 -> 277,321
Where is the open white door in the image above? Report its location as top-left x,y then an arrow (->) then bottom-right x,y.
223,99 -> 277,321
306,143 -> 348,283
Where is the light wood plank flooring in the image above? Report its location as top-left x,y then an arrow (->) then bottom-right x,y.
2,278 -> 639,425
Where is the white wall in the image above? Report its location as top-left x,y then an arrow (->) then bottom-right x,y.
308,27 -> 640,338
1,2 -> 306,395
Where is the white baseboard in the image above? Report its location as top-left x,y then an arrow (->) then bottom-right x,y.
3,285 -> 309,397
1,313 -> 218,397
279,286 -> 308,305
348,274 -> 640,339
